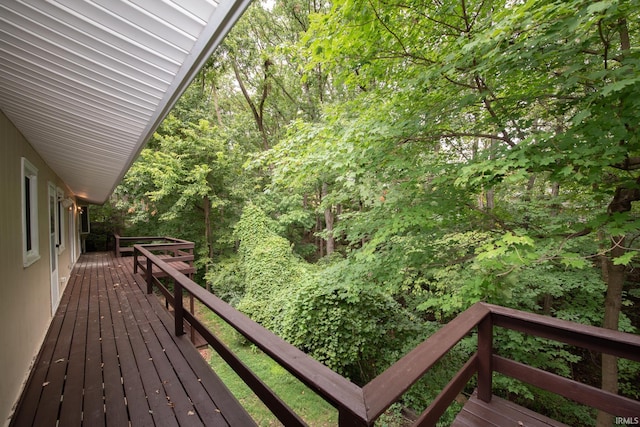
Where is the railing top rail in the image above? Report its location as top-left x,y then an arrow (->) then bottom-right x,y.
487,304 -> 640,362
162,237 -> 193,244
115,235 -> 192,243
115,234 -> 165,240
135,242 -> 194,251
363,302 -> 490,420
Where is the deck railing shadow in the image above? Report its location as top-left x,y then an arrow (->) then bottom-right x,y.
132,240 -> 640,426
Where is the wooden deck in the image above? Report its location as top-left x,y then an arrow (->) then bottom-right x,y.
452,391 -> 568,427
10,252 -> 256,427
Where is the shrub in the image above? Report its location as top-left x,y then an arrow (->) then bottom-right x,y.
233,203 -> 311,333
281,259 -> 424,384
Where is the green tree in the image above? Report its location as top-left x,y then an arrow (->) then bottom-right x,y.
116,115 -> 248,287
288,0 -> 640,420
230,203 -> 311,331
110,0 -> 640,422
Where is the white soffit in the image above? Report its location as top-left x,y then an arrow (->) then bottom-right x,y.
0,0 -> 251,203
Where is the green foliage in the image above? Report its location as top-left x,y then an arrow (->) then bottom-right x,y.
281,258 -> 427,383
201,307 -> 338,426
107,0 -> 640,422
206,256 -> 245,306
114,111 -> 251,273
619,358 -> 640,400
232,203 -> 312,332
395,337 -> 477,425
222,203 -> 436,389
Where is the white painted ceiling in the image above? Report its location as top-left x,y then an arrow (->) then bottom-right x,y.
0,0 -> 251,203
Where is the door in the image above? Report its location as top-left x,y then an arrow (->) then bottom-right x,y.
69,203 -> 77,263
48,183 -> 60,315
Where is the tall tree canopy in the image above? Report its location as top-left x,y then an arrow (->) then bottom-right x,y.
291,3 -> 640,422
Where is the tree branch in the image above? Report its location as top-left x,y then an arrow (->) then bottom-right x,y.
393,2 -> 464,34
464,202 -> 508,229
231,57 -> 270,150
611,157 -> 640,171
399,131 -> 513,145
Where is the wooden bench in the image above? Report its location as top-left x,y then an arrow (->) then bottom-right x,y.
452,390 -> 568,427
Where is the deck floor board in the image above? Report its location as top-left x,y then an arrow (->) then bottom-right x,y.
122,259 -> 237,426
10,252 -> 255,427
58,265 -> 90,427
32,263 -> 84,427
82,263 -> 107,427
452,391 -> 569,427
100,256 -> 134,426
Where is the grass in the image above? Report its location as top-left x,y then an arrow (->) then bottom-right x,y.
196,302 -> 338,426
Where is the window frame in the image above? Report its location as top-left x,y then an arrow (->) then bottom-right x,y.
22,157 -> 40,267
56,188 -> 66,254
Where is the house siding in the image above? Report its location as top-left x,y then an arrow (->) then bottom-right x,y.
0,110 -> 79,426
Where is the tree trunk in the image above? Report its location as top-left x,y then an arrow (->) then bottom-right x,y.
203,195 -> 214,292
596,184 -> 638,426
597,19 -> 634,427
317,213 -> 324,258
596,238 -> 625,426
316,186 -> 324,258
596,234 -> 626,427
485,139 -> 496,212
542,181 -> 560,314
210,83 -> 223,127
230,58 -> 270,150
485,188 -> 495,211
322,182 -> 335,255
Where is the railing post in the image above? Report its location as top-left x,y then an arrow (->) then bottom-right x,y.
146,256 -> 153,294
174,279 -> 184,336
477,314 -> 493,402
115,234 -> 120,257
189,294 -> 195,345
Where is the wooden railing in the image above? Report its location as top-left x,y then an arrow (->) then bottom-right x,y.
115,234 -> 195,278
133,242 -> 640,426
114,234 -> 194,260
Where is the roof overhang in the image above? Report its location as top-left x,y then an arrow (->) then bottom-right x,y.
0,0 -> 252,204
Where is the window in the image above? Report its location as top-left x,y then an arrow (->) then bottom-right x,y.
22,158 -> 40,267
